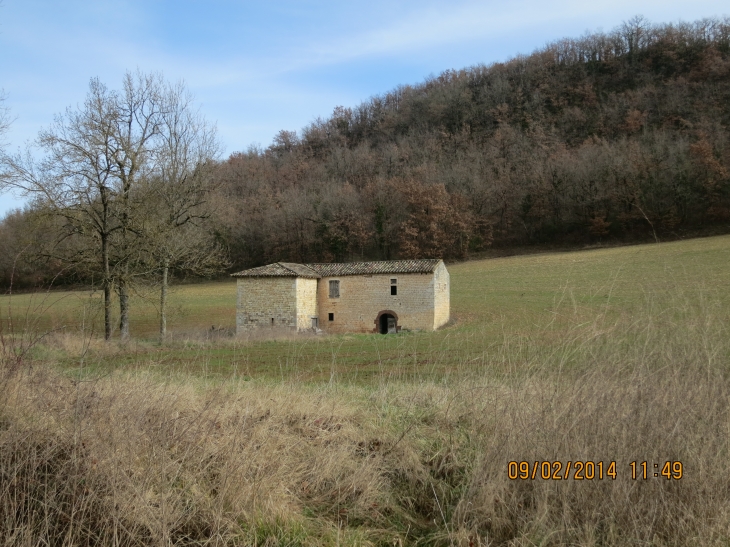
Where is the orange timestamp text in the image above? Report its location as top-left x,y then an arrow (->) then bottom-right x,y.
508,461 -> 684,480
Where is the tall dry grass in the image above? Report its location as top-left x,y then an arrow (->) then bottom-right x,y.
1,287 -> 729,546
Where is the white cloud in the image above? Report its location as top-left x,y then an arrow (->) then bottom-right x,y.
272,0 -> 728,71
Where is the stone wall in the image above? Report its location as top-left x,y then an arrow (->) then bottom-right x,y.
236,277 -> 297,333
433,261 -> 450,329
295,278 -> 319,330
317,272 -> 437,334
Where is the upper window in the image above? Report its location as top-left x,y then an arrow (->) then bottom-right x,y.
329,280 -> 340,298
390,278 -> 397,296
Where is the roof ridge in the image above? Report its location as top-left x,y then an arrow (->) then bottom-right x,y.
279,262 -> 321,277
276,262 -> 300,275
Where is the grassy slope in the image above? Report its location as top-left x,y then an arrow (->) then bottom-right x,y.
3,235 -> 729,381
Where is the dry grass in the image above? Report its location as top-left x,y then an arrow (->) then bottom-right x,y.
2,280 -> 730,545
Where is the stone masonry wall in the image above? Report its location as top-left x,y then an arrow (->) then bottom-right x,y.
317,272 -> 436,334
433,261 -> 450,329
236,277 -> 297,333
295,278 -> 319,330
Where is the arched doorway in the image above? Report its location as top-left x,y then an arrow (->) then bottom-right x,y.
375,310 -> 398,334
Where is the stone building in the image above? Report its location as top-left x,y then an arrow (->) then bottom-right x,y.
232,259 -> 449,334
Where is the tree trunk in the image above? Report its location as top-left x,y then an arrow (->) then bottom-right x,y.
160,258 -> 169,341
103,282 -> 112,340
102,234 -> 112,340
118,277 -> 130,340
118,179 -> 131,340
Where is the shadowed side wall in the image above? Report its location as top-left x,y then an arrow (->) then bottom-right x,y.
236,277 -> 296,333
317,273 -> 436,334
433,261 -> 450,329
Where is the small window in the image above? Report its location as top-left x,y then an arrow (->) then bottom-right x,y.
328,313 -> 334,321
329,280 -> 340,298
390,278 -> 397,285
271,318 -> 274,326
391,285 -> 397,295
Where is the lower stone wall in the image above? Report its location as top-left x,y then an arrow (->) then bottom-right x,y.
236,277 -> 297,333
318,273 -> 436,334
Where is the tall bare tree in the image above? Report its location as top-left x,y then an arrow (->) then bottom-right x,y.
2,78 -> 124,338
142,85 -> 227,338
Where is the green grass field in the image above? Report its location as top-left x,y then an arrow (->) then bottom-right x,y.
3,235 -> 730,546
2,235 -> 730,381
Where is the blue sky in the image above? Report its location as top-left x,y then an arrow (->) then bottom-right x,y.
1,0 -> 728,215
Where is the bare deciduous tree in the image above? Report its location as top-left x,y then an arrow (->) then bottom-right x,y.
142,87 -> 227,338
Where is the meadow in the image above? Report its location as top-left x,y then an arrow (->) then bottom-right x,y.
1,235 -> 730,546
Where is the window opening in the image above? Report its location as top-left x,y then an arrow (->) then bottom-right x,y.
329,280 -> 340,298
271,318 -> 274,326
391,285 -> 397,296
328,313 -> 334,321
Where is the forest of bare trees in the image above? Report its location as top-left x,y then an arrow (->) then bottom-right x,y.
208,16 -> 730,271
2,16 -> 729,284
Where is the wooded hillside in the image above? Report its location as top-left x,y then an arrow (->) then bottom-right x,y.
213,16 -> 730,270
